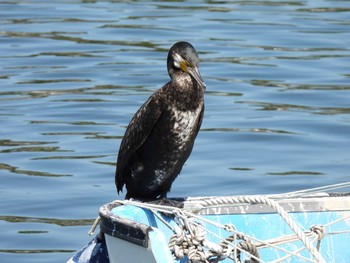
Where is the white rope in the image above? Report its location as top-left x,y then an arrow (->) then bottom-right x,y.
115,199 -> 320,262
169,214 -> 263,263
180,213 -> 316,263
166,207 -> 322,263
269,240 -> 316,263
115,200 -> 262,261
280,181 -> 350,198
179,208 -> 319,262
112,190 -> 350,263
196,196 -> 326,263
323,213 -> 350,228
88,216 -> 100,236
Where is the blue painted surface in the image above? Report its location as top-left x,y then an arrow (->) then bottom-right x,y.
107,205 -> 350,262
69,204 -> 350,262
69,236 -> 109,263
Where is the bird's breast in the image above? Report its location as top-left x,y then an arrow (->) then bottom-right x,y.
169,106 -> 202,146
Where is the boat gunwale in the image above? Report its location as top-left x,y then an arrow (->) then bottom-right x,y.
99,202 -> 152,247
98,193 -> 350,247
183,192 -> 350,215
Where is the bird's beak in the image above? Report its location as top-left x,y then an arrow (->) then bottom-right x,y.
180,61 -> 206,89
188,66 -> 206,90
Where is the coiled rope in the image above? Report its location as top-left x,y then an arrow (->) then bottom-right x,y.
195,196 -> 326,263
167,215 -> 260,263
110,192 -> 350,263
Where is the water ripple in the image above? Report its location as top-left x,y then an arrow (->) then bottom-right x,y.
1,1 -> 349,262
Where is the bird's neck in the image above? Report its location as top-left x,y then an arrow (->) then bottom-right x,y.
167,74 -> 203,111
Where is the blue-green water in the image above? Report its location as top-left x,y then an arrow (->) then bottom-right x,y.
0,1 -> 349,262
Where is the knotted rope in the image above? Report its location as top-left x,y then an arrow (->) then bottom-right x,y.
168,213 -> 260,263
110,193 -> 347,263
195,196 -> 326,263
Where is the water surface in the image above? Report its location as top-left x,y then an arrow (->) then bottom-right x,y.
1,0 -> 350,262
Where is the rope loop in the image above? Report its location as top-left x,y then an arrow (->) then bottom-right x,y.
224,223 -> 236,233
236,241 -> 260,263
310,225 -> 326,241
310,225 -> 326,251
112,192 -> 350,263
169,219 -> 210,262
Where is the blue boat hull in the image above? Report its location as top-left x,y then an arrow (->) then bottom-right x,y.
68,193 -> 350,263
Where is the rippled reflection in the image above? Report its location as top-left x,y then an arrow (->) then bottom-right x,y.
0,249 -> 76,254
0,215 -> 94,226
0,163 -> 72,177
1,0 -> 349,262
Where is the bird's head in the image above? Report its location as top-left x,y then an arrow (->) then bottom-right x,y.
167,41 -> 206,89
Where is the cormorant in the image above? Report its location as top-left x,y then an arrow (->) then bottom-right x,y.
115,41 -> 205,200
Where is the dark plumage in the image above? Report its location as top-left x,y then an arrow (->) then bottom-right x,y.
115,41 -> 205,200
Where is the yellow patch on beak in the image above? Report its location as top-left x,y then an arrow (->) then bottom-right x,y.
180,60 -> 190,73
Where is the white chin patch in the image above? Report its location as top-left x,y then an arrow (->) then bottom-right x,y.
173,53 -> 182,69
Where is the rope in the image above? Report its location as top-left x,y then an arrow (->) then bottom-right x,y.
88,216 -> 101,236
168,221 -> 210,262
168,221 -> 261,263
196,196 -> 326,263
220,233 -> 260,263
281,181 -> 350,198
114,198 -> 322,262
171,209 -> 315,262
310,226 -> 325,251
112,189 -> 350,263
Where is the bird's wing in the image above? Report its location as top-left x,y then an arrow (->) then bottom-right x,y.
115,91 -> 164,193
